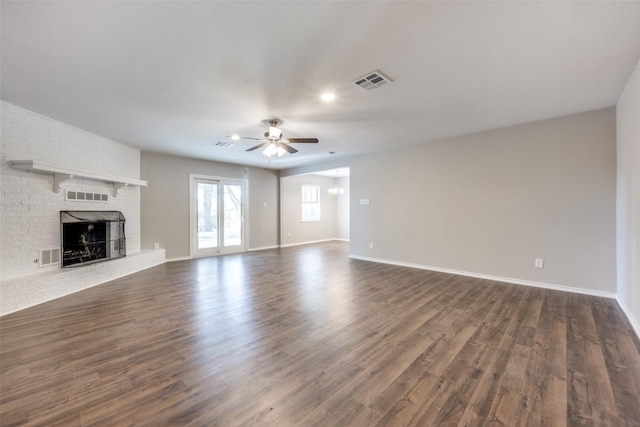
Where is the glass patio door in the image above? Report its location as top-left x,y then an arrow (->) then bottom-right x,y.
191,176 -> 245,256
222,183 -> 243,251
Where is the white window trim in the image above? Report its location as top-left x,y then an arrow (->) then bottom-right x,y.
301,184 -> 321,222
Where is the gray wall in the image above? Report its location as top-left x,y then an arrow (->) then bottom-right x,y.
617,59 -> 640,331
142,107 -> 619,298
350,108 -> 617,293
336,176 -> 350,240
140,151 -> 279,258
280,174 -> 337,246
247,167 -> 280,250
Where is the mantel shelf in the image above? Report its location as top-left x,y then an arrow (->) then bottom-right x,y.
10,160 -> 148,196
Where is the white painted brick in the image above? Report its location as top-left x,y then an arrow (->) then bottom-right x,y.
1,102 -> 161,315
1,249 -> 166,315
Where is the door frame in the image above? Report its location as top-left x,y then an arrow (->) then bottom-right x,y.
189,173 -> 248,258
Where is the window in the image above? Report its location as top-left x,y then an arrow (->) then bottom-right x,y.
301,184 -> 320,221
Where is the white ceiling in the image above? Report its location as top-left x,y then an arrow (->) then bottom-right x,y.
2,1 -> 640,171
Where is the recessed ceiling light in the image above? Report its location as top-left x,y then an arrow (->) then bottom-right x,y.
321,92 -> 336,102
230,135 -> 240,141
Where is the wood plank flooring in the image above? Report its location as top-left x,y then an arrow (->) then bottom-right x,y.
2,241 -> 640,426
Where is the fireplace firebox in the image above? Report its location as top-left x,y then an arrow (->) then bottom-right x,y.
60,211 -> 126,267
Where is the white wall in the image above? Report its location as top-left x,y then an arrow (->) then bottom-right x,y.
616,59 -> 640,335
0,102 -> 164,315
350,108 -> 617,295
140,151 -> 280,258
280,174 -> 338,246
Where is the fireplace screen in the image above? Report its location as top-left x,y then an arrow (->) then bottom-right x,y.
60,211 -> 126,268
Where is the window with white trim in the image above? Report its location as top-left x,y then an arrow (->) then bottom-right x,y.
301,184 -> 321,221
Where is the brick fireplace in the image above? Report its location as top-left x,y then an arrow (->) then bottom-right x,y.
0,101 -> 165,316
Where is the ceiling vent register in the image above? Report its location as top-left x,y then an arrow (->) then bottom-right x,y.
214,141 -> 234,148
352,70 -> 392,91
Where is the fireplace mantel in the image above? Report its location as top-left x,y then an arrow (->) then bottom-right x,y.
10,160 -> 148,196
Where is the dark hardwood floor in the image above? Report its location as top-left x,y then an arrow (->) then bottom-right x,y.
2,241 -> 640,426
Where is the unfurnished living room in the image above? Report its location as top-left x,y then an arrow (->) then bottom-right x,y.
1,1 -> 640,426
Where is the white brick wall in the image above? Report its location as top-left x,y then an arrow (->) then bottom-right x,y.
0,249 -> 166,315
1,101 -> 164,315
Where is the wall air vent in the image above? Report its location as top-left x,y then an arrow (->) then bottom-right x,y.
352,70 -> 392,91
39,248 -> 61,267
67,191 -> 109,202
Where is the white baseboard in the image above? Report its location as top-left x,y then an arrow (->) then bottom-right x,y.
248,245 -> 280,252
166,256 -> 192,262
616,296 -> 640,340
349,255 -> 617,299
280,238 -> 340,248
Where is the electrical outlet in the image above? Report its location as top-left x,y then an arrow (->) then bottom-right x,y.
369,242 -> 374,249
154,242 -> 160,249
535,258 -> 544,268
287,232 -> 291,238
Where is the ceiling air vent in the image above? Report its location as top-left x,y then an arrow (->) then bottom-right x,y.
352,70 -> 392,92
214,141 -> 234,148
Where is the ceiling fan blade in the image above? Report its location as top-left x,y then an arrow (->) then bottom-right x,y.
246,143 -> 266,151
226,136 -> 263,141
280,143 -> 298,154
287,138 -> 318,144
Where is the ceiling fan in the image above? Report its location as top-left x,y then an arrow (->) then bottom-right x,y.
231,119 -> 318,157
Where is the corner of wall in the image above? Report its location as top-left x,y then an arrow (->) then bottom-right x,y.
615,56 -> 640,340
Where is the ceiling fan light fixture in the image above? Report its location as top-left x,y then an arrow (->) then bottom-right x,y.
268,126 -> 282,140
230,134 -> 240,141
245,117 -> 318,156
262,143 -> 286,157
263,143 -> 277,157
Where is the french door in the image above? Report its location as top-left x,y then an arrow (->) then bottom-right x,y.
190,175 -> 246,257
